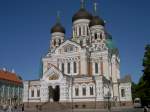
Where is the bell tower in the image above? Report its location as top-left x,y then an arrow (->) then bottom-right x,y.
50,12 -> 65,50
89,1 -> 106,44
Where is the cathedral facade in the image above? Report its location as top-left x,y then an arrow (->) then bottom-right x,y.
23,1 -> 132,107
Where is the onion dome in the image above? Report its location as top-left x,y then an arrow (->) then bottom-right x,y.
72,8 -> 92,22
51,23 -> 65,34
89,16 -> 105,27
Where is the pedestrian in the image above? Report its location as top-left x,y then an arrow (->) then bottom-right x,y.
8,105 -> 12,112
144,106 -> 148,112
14,105 -> 17,112
21,104 -> 24,112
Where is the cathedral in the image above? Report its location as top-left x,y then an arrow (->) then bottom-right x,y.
23,1 -> 132,108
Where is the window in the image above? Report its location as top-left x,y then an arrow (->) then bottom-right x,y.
75,88 -> 79,96
79,27 -> 81,36
95,63 -> 98,74
82,86 -> 86,96
58,39 -> 61,45
87,27 -> 89,36
80,40 -> 83,46
90,86 -> 94,95
100,33 -> 102,39
95,33 -> 97,40
83,26 -> 85,35
70,46 -> 73,51
31,90 -> 34,97
74,62 -> 77,73
62,63 -> 64,73
53,39 -> 56,46
121,89 -> 125,97
37,89 -> 40,97
64,47 -> 67,52
67,63 -> 70,74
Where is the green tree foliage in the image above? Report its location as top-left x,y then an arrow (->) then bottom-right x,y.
143,44 -> 150,85
132,44 -> 150,102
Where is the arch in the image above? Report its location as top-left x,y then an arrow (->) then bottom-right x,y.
53,85 -> 60,102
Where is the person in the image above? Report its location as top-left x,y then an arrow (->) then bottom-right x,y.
8,105 -> 12,112
144,106 -> 148,112
21,104 -> 24,112
14,105 -> 17,112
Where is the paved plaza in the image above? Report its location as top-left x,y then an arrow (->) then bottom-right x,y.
0,107 -> 147,112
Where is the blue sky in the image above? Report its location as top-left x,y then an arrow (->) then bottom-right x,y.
0,0 -> 150,83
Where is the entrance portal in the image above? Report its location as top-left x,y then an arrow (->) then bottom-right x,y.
48,85 -> 60,102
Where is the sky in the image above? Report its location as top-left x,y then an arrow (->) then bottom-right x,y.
0,0 -> 150,83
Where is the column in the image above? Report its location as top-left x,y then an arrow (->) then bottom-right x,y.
80,49 -> 88,75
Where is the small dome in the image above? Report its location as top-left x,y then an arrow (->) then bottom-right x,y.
51,23 -> 65,33
72,8 -> 92,22
89,16 -> 105,27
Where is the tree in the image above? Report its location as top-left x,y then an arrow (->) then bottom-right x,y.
143,44 -> 150,85
132,44 -> 150,106
141,44 -> 150,102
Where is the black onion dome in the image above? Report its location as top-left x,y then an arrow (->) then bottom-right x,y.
51,23 -> 65,33
72,8 -> 92,22
89,16 -> 105,27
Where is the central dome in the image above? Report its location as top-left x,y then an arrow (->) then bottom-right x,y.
72,8 -> 92,22
51,23 -> 65,33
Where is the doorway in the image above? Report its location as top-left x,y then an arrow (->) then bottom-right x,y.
48,85 -> 60,102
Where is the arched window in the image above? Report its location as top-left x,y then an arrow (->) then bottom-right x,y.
75,88 -> 79,96
58,39 -> 61,45
31,89 -> 34,97
70,46 -> 73,51
95,63 -> 98,74
74,62 -> 77,73
100,33 -> 102,40
53,39 -> 56,46
67,62 -> 70,74
82,86 -> 86,96
90,86 -> 94,95
83,26 -> 85,35
79,27 -> 81,36
95,33 -> 98,40
80,40 -> 83,46
62,63 -> 64,73
37,89 -> 40,97
121,89 -> 125,97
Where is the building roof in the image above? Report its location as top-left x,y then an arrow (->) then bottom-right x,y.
0,70 -> 22,84
89,16 -> 105,27
51,22 -> 65,34
118,75 -> 132,83
72,8 -> 92,22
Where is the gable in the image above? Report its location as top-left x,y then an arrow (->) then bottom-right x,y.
55,40 -> 81,54
42,65 -> 63,83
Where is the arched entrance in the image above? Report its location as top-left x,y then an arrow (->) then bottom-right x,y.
53,85 -> 60,102
48,85 -> 60,102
